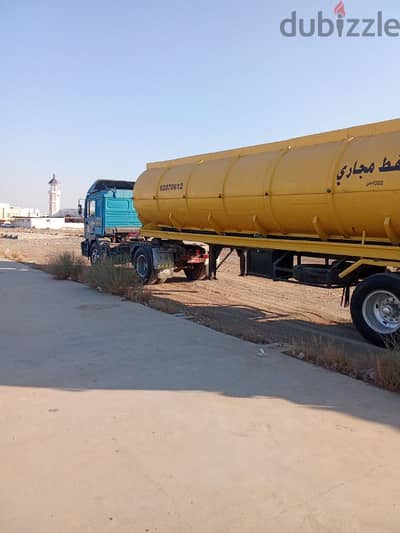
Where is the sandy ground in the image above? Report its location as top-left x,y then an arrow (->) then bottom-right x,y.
0,228 -> 83,263
1,260 -> 400,533
0,229 -> 367,351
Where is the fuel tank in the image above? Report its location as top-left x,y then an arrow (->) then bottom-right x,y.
134,119 -> 400,243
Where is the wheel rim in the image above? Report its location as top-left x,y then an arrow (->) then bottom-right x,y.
91,247 -> 100,264
362,290 -> 400,335
136,254 -> 148,279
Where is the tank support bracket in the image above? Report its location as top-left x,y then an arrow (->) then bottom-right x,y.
252,215 -> 268,235
208,213 -> 223,234
384,217 -> 400,245
168,213 -> 182,231
312,216 -> 328,241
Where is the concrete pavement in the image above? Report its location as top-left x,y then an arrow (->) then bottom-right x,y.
1,259 -> 400,532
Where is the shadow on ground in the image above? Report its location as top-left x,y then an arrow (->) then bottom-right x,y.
148,292 -> 380,360
1,260 -> 399,431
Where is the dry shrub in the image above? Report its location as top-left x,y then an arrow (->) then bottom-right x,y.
148,296 -> 185,315
87,259 -> 148,302
1,248 -> 25,262
190,311 -> 267,343
236,327 -> 267,344
290,336 -> 357,376
374,355 -> 400,392
48,252 -> 85,281
125,283 -> 150,304
376,337 -> 400,392
289,334 -> 400,393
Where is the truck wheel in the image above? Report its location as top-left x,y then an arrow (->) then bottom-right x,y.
90,243 -> 102,265
133,247 -> 158,285
350,273 -> 400,346
90,242 -> 109,265
184,264 -> 206,281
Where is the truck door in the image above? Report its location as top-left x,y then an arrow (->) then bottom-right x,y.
85,198 -> 97,239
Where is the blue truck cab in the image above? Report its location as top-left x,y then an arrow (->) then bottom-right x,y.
81,179 -> 141,264
80,178 -> 207,282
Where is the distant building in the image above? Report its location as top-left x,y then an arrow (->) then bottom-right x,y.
0,203 -> 40,221
52,208 -> 80,218
0,203 -> 9,221
48,173 -> 61,216
14,217 -> 83,230
10,206 -> 41,218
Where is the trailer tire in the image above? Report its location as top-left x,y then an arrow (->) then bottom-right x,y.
350,273 -> 400,346
184,264 -> 206,281
132,246 -> 158,285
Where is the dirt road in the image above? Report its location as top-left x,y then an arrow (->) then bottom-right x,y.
1,259 -> 400,533
151,252 -> 356,343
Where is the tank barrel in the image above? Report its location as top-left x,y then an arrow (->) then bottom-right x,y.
134,118 -> 400,244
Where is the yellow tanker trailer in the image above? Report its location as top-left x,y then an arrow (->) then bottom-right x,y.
78,119 -> 400,345
130,118 -> 400,345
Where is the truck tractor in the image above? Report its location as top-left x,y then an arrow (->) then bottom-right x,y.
80,179 -> 207,283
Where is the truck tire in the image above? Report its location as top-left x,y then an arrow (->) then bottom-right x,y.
184,264 -> 206,281
90,242 -> 102,265
90,242 -> 109,265
350,273 -> 400,346
132,246 -> 158,285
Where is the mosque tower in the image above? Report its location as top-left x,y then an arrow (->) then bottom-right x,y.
48,173 -> 61,216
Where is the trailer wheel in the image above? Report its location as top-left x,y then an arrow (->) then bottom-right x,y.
350,273 -> 400,346
133,246 -> 158,285
184,264 -> 206,281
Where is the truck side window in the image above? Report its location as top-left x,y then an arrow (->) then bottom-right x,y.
89,200 -> 96,217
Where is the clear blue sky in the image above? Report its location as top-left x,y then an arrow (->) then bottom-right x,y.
1,0 -> 399,212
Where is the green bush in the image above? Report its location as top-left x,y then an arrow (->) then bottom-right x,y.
48,252 -> 85,281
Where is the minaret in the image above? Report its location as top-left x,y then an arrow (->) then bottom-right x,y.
48,173 -> 61,216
